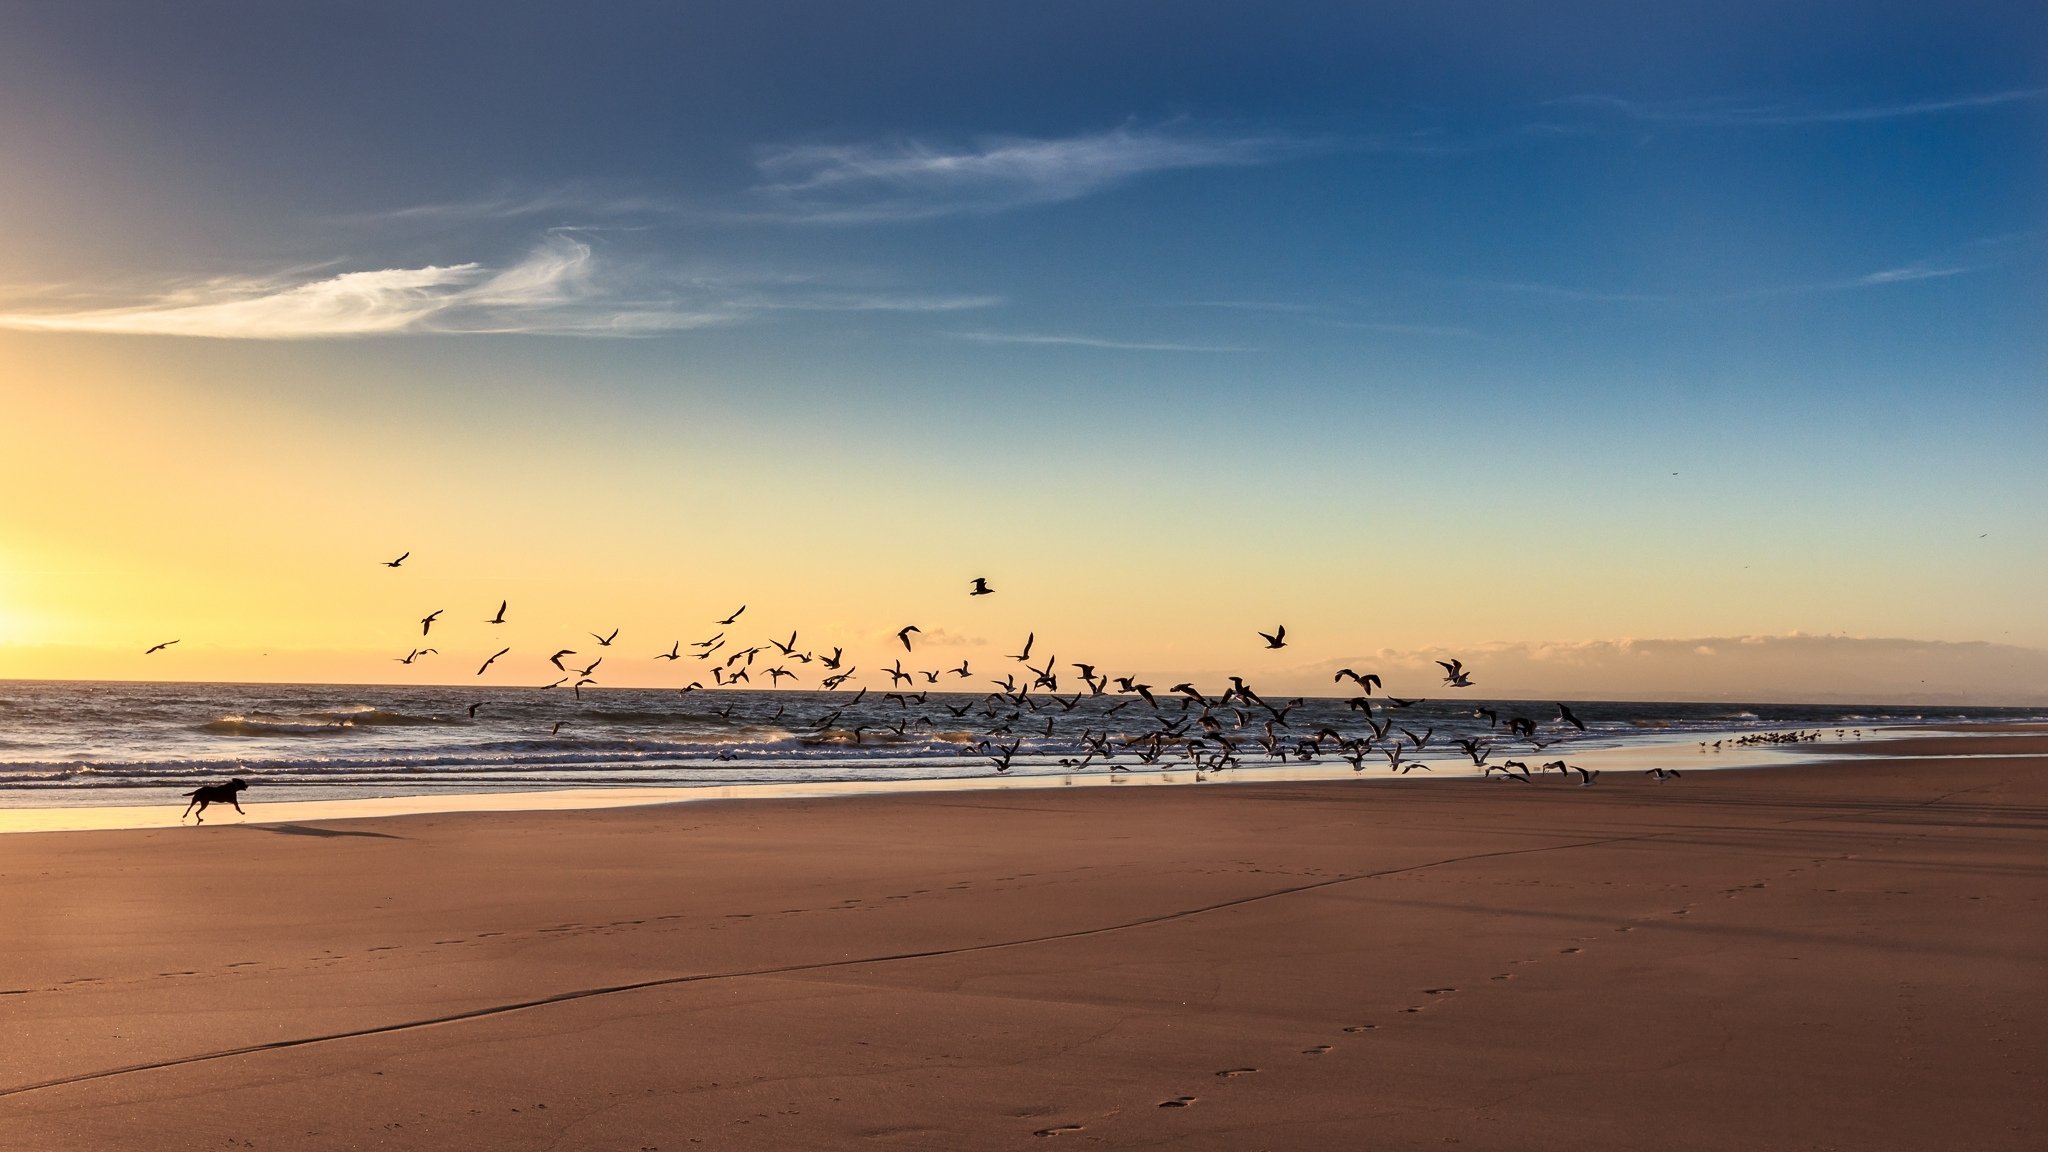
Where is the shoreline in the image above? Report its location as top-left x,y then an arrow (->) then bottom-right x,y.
0,724 -> 1893,834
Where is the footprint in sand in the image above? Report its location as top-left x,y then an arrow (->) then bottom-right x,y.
1158,1096 -> 1196,1108
1216,1067 -> 1260,1077
1561,947 -> 1582,954
1424,987 -> 1456,996
1342,1025 -> 1376,1033
1033,1124 -> 1084,1137
1303,1044 -> 1332,1055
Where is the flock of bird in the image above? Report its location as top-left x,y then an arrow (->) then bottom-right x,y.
141,550 -> 1695,787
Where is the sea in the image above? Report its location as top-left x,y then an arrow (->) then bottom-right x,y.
0,679 -> 2039,810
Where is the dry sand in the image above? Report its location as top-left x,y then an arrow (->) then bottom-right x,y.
1,734 -> 2041,1150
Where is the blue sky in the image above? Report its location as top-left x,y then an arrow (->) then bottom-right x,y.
0,2 -> 2043,695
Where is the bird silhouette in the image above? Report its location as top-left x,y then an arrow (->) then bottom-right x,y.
548,649 -> 576,671
717,605 -> 746,625
420,610 -> 443,636
477,647 -> 510,675
591,628 -> 618,647
144,640 -> 180,654
897,625 -> 920,652
656,641 -> 682,661
1333,669 -> 1382,694
486,600 -> 507,624
1556,702 -> 1586,731
383,552 -> 409,568
1010,632 -> 1035,662
970,577 -> 994,596
1437,659 -> 1473,688
1257,625 -> 1287,649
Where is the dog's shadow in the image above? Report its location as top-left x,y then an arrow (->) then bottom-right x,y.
252,822 -> 406,841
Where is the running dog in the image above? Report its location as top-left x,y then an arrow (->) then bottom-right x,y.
180,779 -> 249,823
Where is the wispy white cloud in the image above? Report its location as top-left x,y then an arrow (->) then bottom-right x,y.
1452,277 -> 1677,304
1851,264 -> 1972,287
0,262 -> 498,338
759,292 -> 1004,313
0,236 -> 1000,339
1456,254 -> 1994,306
1554,88 -> 2048,127
750,124 -> 1321,223
335,189 -> 687,226
951,330 -> 1253,353
1165,299 -> 1483,339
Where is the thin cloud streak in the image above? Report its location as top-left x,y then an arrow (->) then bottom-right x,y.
1166,300 -> 1483,338
1456,256 -> 1992,306
751,124 -> 1324,223
951,330 -> 1253,353
0,236 -> 1001,339
1555,88 -> 2047,127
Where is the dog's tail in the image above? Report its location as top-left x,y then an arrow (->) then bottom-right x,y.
181,788 -> 202,798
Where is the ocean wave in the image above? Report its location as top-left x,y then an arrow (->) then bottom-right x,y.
201,707 -> 464,736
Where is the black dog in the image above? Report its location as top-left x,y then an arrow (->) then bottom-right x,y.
181,779 -> 249,823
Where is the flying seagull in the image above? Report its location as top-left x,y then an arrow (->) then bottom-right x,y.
717,605 -> 746,625
420,610 -> 443,636
1258,625 -> 1287,649
897,625 -> 920,652
548,649 -> 576,671
383,552 -> 408,568
486,600 -> 507,624
1556,702 -> 1586,731
590,628 -> 618,647
1437,658 -> 1473,688
144,640 -> 180,654
970,577 -> 994,596
477,647 -> 510,676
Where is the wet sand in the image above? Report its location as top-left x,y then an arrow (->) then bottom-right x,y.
1,734 -> 2041,1150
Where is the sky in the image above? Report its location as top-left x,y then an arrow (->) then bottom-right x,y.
0,2 -> 2042,702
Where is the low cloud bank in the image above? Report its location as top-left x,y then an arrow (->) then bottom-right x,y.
1207,635 -> 2048,705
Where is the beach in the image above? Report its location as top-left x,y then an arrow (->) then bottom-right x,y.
1,731 -> 2041,1150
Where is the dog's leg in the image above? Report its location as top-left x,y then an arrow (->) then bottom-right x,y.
231,798 -> 245,815
181,798 -> 198,821
194,799 -> 208,825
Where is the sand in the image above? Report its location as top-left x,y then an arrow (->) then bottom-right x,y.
1,734 -> 2041,1150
